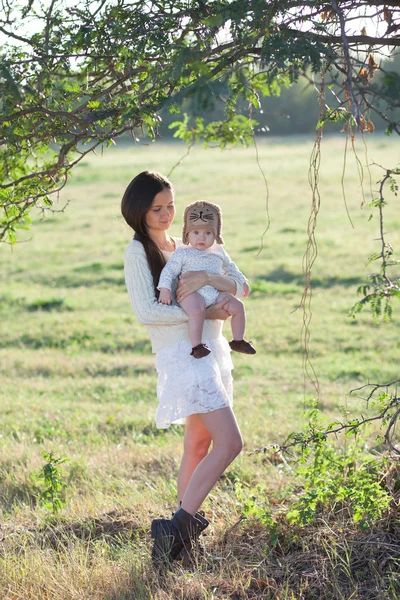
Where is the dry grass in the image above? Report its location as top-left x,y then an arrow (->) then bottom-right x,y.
1,509 -> 399,599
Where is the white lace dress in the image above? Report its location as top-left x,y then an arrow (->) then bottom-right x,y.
155,336 -> 234,429
155,249 -> 234,429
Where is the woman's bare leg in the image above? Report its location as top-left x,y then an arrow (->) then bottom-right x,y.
177,414 -> 212,509
216,292 -> 246,340
180,292 -> 207,348
180,406 -> 243,516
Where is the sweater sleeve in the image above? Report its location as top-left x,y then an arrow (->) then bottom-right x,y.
157,246 -> 184,291
220,247 -> 247,297
124,242 -> 188,326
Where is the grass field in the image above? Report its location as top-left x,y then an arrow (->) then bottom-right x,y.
0,134 -> 399,599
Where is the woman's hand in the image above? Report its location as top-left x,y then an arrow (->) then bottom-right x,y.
205,303 -> 230,321
176,271 -> 208,303
243,282 -> 250,298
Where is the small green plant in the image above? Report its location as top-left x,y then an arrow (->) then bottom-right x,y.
286,405 -> 392,529
287,440 -> 391,528
235,480 -> 279,546
36,451 -> 68,515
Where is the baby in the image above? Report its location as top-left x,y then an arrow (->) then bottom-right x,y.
158,201 -> 256,359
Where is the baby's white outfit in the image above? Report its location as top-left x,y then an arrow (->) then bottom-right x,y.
124,238 -> 246,429
158,244 -> 247,306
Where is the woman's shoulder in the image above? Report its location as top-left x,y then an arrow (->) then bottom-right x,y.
125,237 -> 183,259
125,240 -> 146,255
124,239 -> 146,259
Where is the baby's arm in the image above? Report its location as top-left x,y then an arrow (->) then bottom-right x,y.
220,247 -> 249,296
158,288 -> 172,305
157,246 -> 185,295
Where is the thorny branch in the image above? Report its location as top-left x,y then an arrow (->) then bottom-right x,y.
349,165 -> 400,321
283,29 -> 400,48
378,170 -> 393,285
249,379 -> 400,458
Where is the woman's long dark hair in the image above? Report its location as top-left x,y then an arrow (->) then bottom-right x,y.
121,170 -> 173,296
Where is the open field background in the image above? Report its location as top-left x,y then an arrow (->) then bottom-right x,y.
0,134 -> 399,599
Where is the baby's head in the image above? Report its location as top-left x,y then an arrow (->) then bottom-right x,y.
182,201 -> 224,247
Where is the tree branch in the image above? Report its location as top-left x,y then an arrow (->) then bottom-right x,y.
285,28 -> 400,47
331,0 -> 361,127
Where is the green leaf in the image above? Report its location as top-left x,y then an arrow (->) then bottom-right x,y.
366,252 -> 381,266
7,228 -> 17,244
0,63 -> 23,102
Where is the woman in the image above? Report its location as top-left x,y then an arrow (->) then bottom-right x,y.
121,170 -> 244,566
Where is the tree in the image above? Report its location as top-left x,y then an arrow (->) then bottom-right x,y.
1,0 -> 399,244
2,0 -> 400,397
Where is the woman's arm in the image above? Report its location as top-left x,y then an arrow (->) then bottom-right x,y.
205,303 -> 230,321
209,272 -> 237,294
124,244 -> 188,326
176,271 -> 244,303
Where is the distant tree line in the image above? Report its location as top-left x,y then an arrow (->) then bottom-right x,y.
158,54 -> 400,138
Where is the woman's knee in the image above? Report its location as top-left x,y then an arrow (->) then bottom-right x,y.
229,433 -> 243,459
184,433 -> 212,459
215,432 -> 243,462
198,407 -> 243,460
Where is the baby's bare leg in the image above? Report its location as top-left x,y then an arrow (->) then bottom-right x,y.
180,292 -> 207,348
216,292 -> 246,340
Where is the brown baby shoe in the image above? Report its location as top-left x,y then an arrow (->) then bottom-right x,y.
190,343 -> 211,359
229,339 -> 256,354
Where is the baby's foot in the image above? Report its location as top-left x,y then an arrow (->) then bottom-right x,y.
190,343 -> 211,359
229,339 -> 256,355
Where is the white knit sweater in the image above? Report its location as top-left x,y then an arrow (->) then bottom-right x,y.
124,237 -> 245,353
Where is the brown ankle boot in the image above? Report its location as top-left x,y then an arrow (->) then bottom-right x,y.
178,520 -> 207,567
190,343 -> 211,359
151,507 -> 209,568
174,504 -> 207,566
229,339 -> 256,354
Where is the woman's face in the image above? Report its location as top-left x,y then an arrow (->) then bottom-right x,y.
145,188 -> 175,234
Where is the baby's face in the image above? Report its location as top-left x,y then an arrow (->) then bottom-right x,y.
187,229 -> 215,250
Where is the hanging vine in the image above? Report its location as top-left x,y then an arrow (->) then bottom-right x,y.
296,72 -> 327,399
